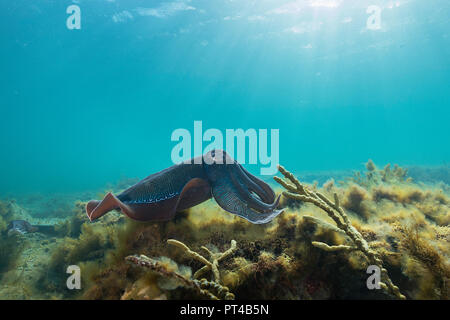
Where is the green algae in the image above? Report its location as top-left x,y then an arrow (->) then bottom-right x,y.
0,162 -> 448,300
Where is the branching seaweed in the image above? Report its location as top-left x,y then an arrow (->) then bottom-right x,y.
125,253 -> 235,300
124,239 -> 237,300
274,165 -> 406,299
167,239 -> 237,284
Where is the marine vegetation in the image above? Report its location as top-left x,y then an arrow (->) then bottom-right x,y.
0,160 -> 448,300
0,200 -> 15,234
0,201 -> 23,277
0,234 -> 22,278
125,238 -> 237,300
274,165 -> 405,299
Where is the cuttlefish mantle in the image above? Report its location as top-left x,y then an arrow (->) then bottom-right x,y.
86,150 -> 283,224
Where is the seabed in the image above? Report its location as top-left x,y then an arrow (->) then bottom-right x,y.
0,161 -> 448,300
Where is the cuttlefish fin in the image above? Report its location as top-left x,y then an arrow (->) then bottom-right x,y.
86,178 -> 212,222
86,192 -> 132,221
211,178 -> 283,224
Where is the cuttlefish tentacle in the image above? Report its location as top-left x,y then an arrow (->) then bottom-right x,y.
237,162 -> 276,203
208,166 -> 283,224
202,150 -> 283,223
86,150 -> 283,224
226,163 -> 280,214
231,162 -> 270,202
207,147 -> 279,212
209,148 -> 274,205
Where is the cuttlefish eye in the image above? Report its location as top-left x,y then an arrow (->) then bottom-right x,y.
206,149 -> 221,164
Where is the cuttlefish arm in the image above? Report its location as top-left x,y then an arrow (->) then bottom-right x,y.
86,150 -> 283,224
208,166 -> 282,224
203,150 -> 283,224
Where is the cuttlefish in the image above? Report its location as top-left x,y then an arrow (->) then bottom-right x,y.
86,150 -> 283,224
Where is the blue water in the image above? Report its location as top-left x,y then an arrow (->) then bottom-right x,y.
1,0 -> 449,194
